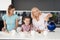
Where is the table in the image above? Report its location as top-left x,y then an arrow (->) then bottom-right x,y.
0,28 -> 60,40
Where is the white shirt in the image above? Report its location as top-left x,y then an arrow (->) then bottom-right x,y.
32,13 -> 48,30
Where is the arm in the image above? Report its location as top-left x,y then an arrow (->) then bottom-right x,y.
30,24 -> 33,30
15,19 -> 18,30
44,13 -> 52,29
4,21 -> 6,28
21,25 -> 23,32
2,21 -> 6,31
45,13 -> 52,21
31,13 -> 35,19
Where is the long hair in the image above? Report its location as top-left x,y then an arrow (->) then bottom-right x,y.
8,4 -> 15,15
31,7 -> 41,20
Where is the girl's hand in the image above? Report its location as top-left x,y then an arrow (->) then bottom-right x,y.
2,27 -> 6,32
14,26 -> 18,30
14,27 -> 17,30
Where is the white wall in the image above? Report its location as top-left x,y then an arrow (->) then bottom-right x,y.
0,0 -> 11,11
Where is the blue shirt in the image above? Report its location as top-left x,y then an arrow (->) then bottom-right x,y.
2,14 -> 18,31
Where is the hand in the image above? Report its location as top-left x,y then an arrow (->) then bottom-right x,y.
37,30 -> 41,33
2,27 -> 6,32
14,27 -> 17,30
48,13 -> 52,17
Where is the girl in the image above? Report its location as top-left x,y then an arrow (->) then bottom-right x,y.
31,7 -> 52,33
2,4 -> 18,32
21,16 -> 32,32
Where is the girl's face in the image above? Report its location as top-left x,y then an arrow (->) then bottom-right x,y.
24,18 -> 30,25
9,8 -> 15,15
32,8 -> 41,17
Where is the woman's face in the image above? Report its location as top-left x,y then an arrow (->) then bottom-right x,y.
32,8 -> 40,17
9,8 -> 15,15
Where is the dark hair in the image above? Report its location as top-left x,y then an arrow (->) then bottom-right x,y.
22,16 -> 31,24
23,16 -> 30,20
8,4 -> 15,14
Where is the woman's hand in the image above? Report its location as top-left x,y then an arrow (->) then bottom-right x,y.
37,30 -> 41,33
48,13 -> 52,17
45,13 -> 52,21
37,29 -> 44,33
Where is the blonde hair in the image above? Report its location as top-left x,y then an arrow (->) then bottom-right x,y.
31,7 -> 41,20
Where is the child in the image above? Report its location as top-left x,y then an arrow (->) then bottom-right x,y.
21,16 -> 32,32
2,4 -> 18,32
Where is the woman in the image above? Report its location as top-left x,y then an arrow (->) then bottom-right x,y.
2,4 -> 18,32
31,7 -> 52,33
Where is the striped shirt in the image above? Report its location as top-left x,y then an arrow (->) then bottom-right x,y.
21,24 -> 32,32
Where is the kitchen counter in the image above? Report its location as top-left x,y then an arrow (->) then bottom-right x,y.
0,28 -> 60,40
